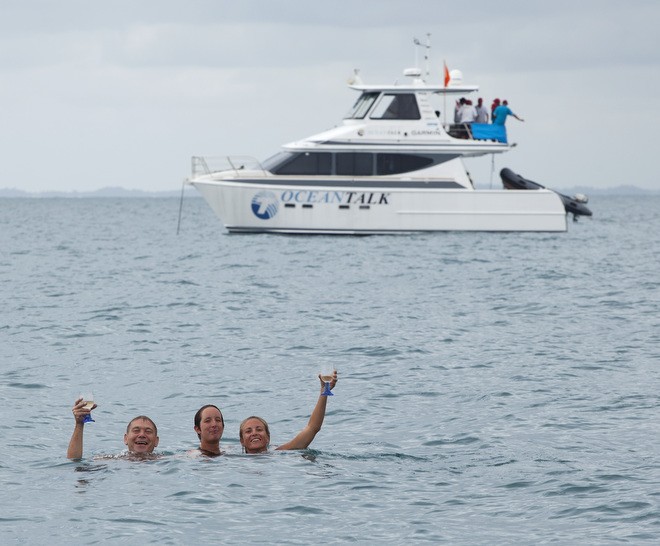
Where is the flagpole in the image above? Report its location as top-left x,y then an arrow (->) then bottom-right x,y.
443,60 -> 448,129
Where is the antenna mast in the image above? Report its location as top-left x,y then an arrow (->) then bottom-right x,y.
413,34 -> 431,79
424,33 -> 431,79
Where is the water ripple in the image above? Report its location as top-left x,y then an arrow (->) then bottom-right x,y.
1,196 -> 659,544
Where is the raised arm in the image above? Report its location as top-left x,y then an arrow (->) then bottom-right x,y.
276,371 -> 338,451
66,398 -> 97,459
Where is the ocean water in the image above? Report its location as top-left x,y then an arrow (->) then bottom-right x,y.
1,195 -> 659,544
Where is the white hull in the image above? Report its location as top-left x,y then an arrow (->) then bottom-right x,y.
188,40 -> 589,234
191,179 -> 568,233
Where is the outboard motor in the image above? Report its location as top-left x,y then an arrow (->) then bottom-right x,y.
500,168 -> 593,220
552,190 -> 592,218
559,192 -> 592,221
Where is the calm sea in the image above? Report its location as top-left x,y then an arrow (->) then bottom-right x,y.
1,195 -> 659,544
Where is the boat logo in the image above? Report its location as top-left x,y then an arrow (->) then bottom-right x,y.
251,191 -> 279,220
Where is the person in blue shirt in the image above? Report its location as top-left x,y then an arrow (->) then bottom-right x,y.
492,100 -> 524,125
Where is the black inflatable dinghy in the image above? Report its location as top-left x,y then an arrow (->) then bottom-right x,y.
500,168 -> 592,219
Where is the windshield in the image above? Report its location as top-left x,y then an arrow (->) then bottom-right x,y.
370,94 -> 420,120
261,152 -> 294,172
344,92 -> 380,119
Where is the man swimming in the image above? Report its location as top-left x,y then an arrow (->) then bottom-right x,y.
66,398 -> 159,459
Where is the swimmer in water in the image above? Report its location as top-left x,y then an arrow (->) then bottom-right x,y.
66,398 -> 160,459
239,371 -> 338,454
189,404 -> 225,456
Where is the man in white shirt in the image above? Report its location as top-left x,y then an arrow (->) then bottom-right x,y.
458,99 -> 478,123
475,98 -> 489,123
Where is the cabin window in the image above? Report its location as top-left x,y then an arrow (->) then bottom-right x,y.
370,94 -> 420,120
270,152 -> 332,175
261,151 -> 293,173
345,92 -> 380,119
376,154 -> 434,175
336,153 -> 373,176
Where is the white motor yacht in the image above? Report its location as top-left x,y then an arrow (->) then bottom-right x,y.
188,41 -> 591,234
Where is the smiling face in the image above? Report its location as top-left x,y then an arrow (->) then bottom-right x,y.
239,416 -> 270,454
194,406 -> 225,446
124,417 -> 159,453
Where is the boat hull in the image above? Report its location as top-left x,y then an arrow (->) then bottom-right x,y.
191,179 -> 568,233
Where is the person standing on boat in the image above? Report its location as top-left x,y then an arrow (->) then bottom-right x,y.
490,98 -> 501,123
475,98 -> 489,123
458,99 -> 478,124
190,404 -> 225,456
492,100 -> 524,125
239,371 -> 338,454
454,98 -> 463,123
66,398 -> 160,459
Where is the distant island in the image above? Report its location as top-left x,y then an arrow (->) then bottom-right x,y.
0,185 -> 658,198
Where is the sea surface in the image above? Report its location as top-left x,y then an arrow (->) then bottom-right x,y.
1,195 -> 659,545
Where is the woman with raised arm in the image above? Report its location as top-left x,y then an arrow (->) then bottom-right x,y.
239,371 -> 338,454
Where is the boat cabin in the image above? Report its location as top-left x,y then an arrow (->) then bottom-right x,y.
345,87 -> 508,144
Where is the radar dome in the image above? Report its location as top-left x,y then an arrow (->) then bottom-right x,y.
449,69 -> 463,85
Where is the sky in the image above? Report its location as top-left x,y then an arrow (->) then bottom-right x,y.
1,0 -> 659,193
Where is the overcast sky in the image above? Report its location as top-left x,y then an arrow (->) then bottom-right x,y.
1,0 -> 659,192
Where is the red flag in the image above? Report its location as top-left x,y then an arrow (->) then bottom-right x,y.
444,61 -> 450,87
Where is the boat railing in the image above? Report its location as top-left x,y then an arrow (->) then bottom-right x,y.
446,123 -> 473,140
446,123 -> 508,144
191,156 -> 267,177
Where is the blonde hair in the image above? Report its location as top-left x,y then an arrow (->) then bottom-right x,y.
239,416 -> 270,442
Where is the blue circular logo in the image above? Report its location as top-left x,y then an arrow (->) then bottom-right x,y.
251,191 -> 279,220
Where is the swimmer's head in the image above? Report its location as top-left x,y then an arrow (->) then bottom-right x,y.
124,416 -> 159,453
239,416 -> 270,453
194,404 -> 225,440
126,415 -> 157,435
